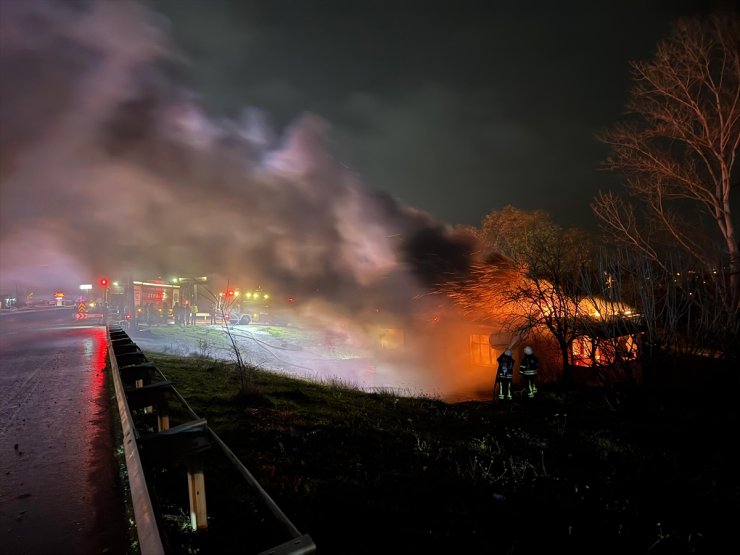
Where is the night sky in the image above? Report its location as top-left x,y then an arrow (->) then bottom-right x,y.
149,0 -> 716,228
0,0 -> 724,300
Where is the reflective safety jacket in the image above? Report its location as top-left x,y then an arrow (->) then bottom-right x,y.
519,354 -> 540,377
496,353 -> 515,379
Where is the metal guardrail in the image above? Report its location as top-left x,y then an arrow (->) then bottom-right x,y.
106,324 -> 316,554
108,328 -> 165,555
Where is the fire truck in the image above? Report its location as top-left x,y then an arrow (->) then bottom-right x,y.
131,279 -> 181,324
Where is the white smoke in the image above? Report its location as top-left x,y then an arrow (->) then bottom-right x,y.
0,0 -> 480,398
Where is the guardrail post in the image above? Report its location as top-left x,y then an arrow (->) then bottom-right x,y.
135,379 -> 154,414
157,400 -> 170,432
187,458 -> 208,530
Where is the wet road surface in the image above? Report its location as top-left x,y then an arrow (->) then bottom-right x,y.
0,310 -> 129,554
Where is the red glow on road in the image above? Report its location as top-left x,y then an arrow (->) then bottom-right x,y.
88,327 -> 108,392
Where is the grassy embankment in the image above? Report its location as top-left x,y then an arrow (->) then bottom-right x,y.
135,342 -> 738,555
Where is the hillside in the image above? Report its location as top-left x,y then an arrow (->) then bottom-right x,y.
136,351 -> 739,555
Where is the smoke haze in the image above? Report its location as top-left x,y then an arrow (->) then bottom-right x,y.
0,0 -> 474,300
0,0 -> 487,397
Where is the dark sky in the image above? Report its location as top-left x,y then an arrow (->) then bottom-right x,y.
148,0 -> 716,228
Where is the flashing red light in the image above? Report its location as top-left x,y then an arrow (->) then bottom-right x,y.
287,296 -> 294,303
99,277 -> 109,288
227,289 -> 235,297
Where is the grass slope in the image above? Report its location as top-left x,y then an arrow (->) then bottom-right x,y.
140,352 -> 738,555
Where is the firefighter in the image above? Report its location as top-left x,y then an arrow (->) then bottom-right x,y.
519,346 -> 539,398
495,349 -> 515,401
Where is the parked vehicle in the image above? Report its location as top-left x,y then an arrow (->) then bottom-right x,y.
228,313 -> 252,325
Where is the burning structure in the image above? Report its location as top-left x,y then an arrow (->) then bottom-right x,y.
433,256 -> 641,397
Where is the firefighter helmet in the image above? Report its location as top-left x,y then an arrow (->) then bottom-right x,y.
524,346 -> 533,355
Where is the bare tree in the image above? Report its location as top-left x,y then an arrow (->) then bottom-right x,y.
595,245 -> 732,365
201,284 -> 253,394
479,204 -> 560,262
511,226 -> 597,386
449,207 -> 598,386
592,11 -> 740,334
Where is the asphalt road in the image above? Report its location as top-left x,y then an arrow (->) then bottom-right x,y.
0,309 -> 129,555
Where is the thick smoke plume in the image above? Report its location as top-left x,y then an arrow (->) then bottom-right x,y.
0,0 -> 482,398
